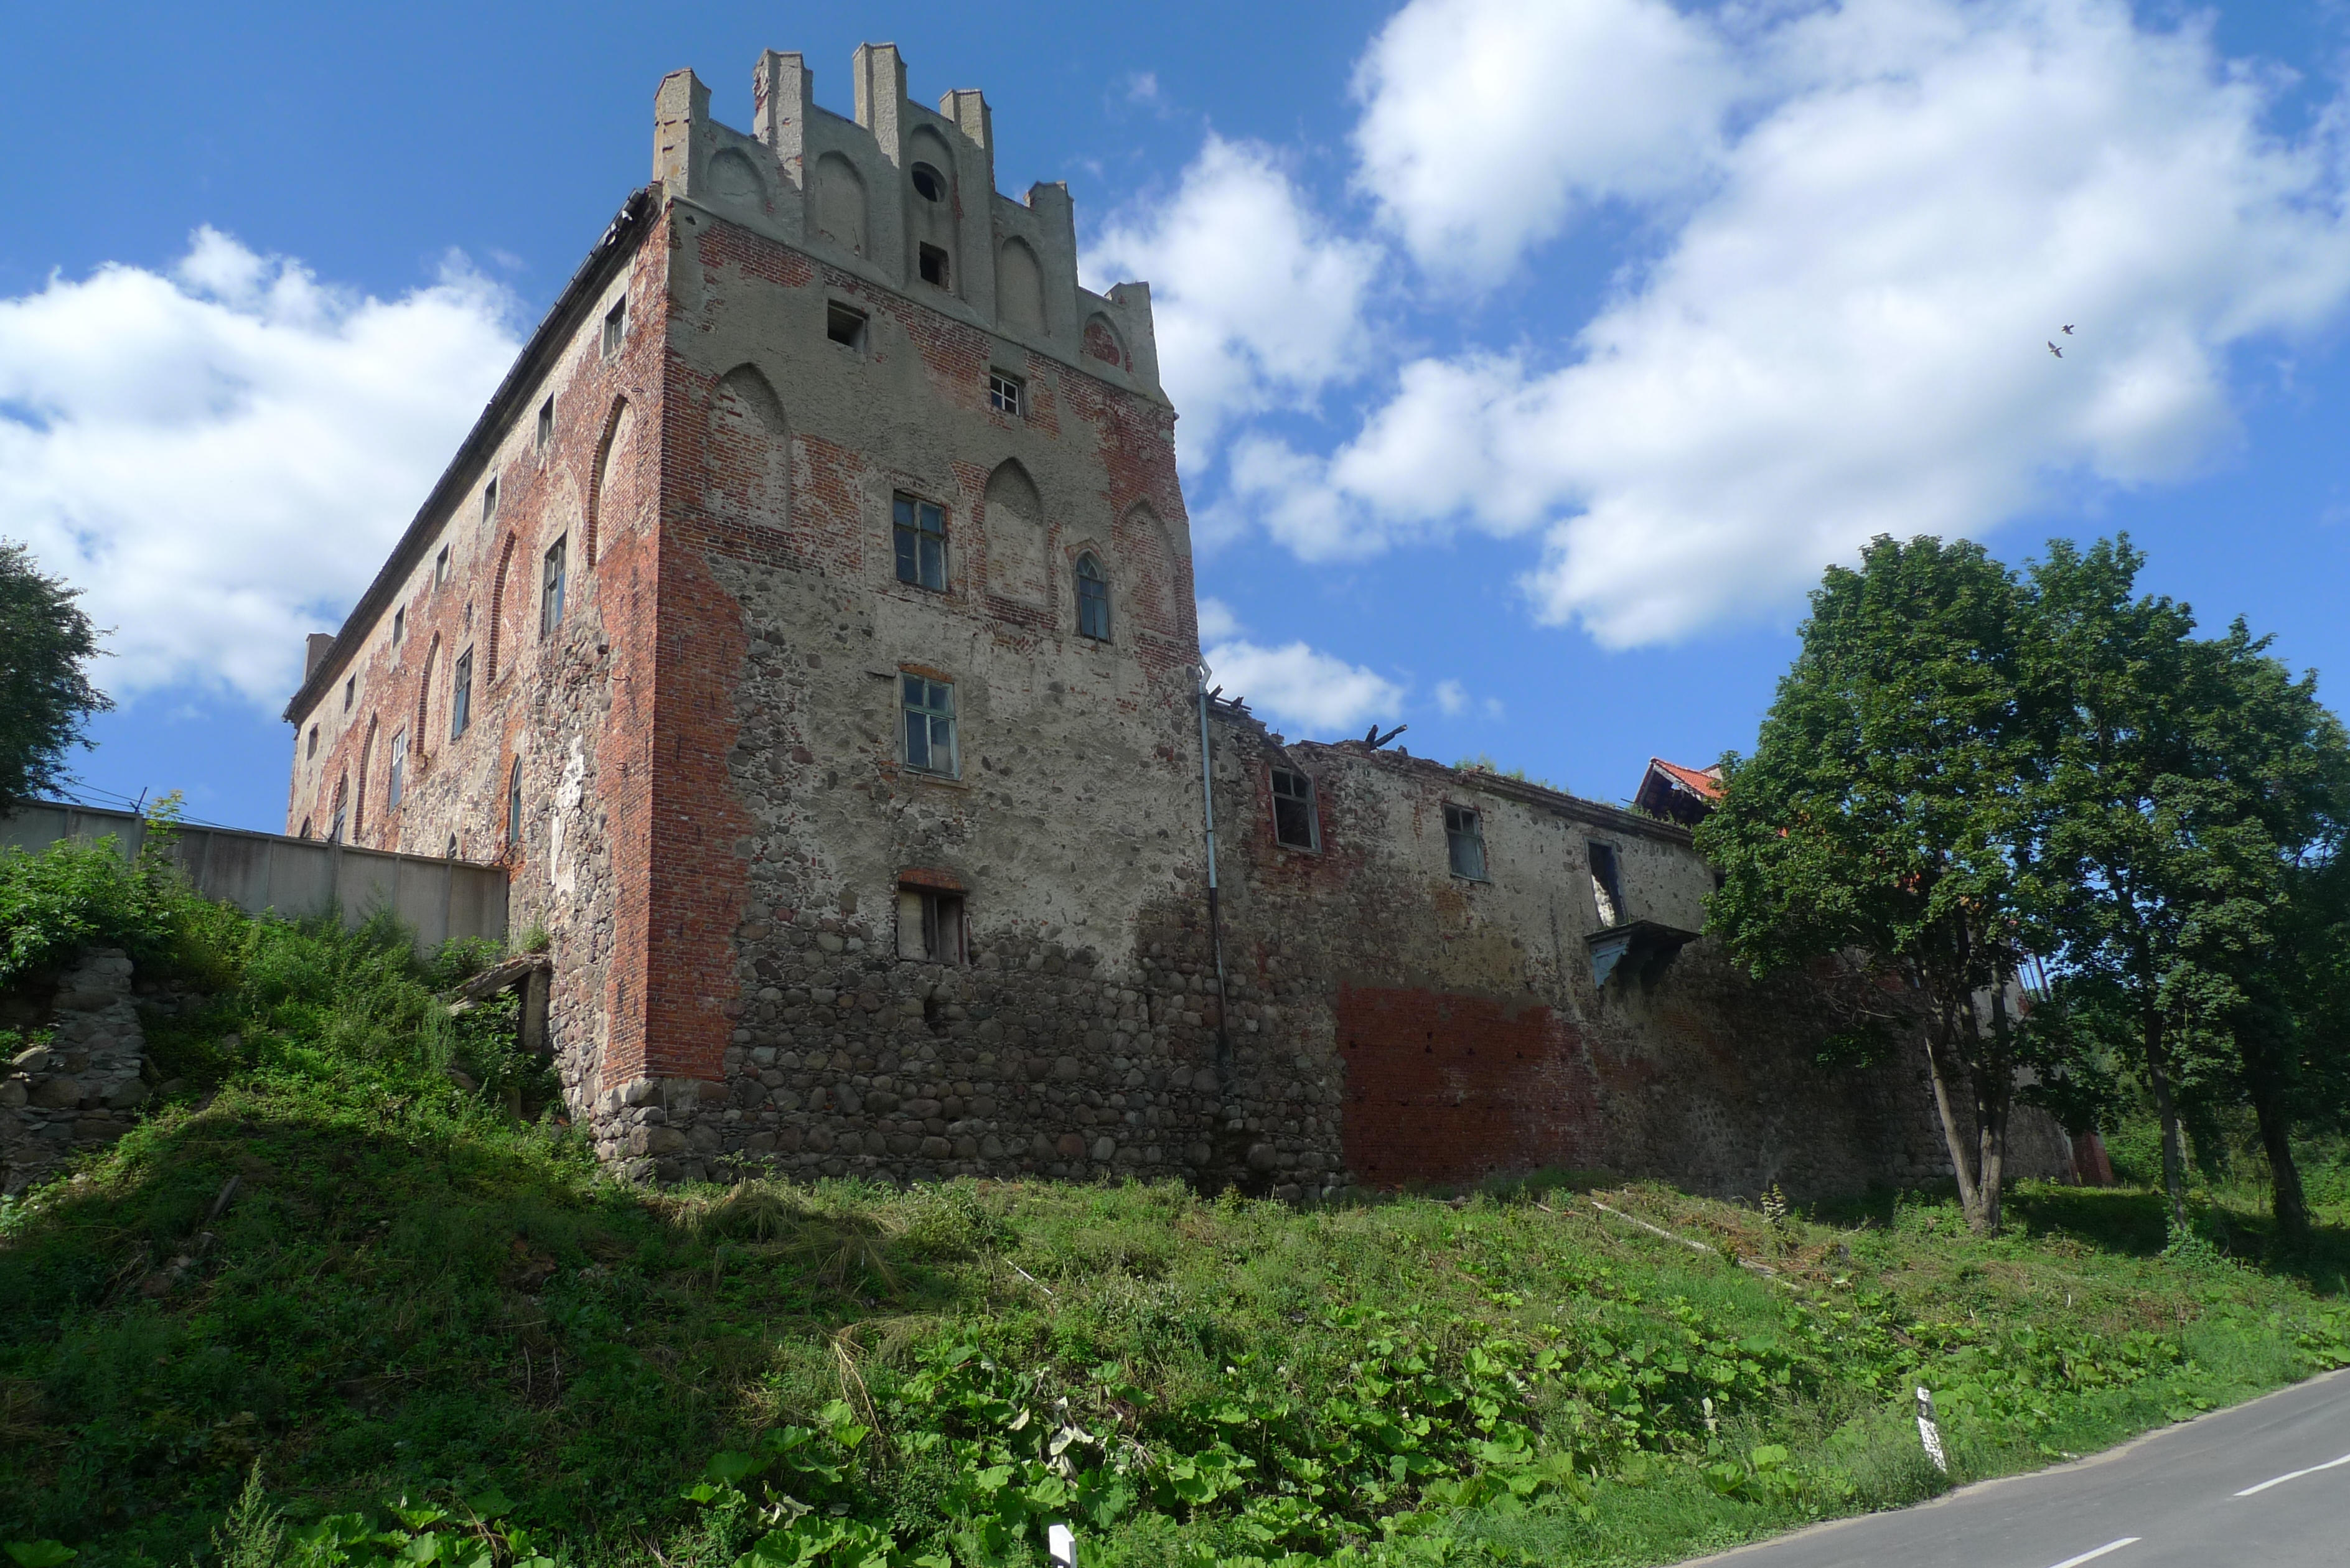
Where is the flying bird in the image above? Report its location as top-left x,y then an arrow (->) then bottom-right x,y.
2048,342 -> 2063,358
2062,325 -> 2075,334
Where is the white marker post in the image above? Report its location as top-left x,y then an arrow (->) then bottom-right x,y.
1046,1522 -> 1078,1568
1916,1386 -> 1949,1473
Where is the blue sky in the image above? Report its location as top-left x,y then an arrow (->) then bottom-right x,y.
4,0 -> 2348,833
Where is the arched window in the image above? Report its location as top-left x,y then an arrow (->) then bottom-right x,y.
1075,553 -> 1110,641
506,758 -> 525,849
329,775 -> 349,843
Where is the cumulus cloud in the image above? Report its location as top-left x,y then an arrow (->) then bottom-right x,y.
1434,679 -> 1469,716
1196,600 -> 1404,734
1352,0 -> 1736,283
0,228 -> 521,704
1085,136 -> 1382,462
1234,0 -> 2350,645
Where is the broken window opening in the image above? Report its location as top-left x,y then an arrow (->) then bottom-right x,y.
988,370 -> 1023,416
536,395 -> 555,452
1075,553 -> 1110,641
897,887 -> 967,963
918,243 -> 950,289
387,728 -> 408,810
910,162 -> 947,203
601,297 -> 627,358
1271,765 -> 1319,852
541,534 -> 567,635
1444,803 -> 1487,881
450,647 -> 474,740
902,674 -> 957,777
826,301 -> 868,350
893,493 -> 947,591
445,833 -> 459,859
1589,841 -> 1625,928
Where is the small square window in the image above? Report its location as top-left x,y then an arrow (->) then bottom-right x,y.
918,243 -> 950,288
343,676 -> 355,712
1271,766 -> 1319,851
988,371 -> 1023,416
541,535 -> 567,635
827,301 -> 868,350
902,674 -> 957,776
451,647 -> 474,740
602,297 -> 627,357
892,493 -> 947,592
536,396 -> 555,451
1444,803 -> 1487,881
391,607 -> 405,645
435,545 -> 451,586
1589,841 -> 1625,927
897,887 -> 967,963
482,477 -> 499,523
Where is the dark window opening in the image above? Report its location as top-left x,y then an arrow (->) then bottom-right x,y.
392,607 -> 405,644
1076,553 -> 1110,641
902,674 -> 957,776
482,477 -> 498,523
910,163 -> 947,203
343,676 -> 354,711
1444,803 -> 1487,881
601,297 -> 627,357
306,726 -> 318,759
918,243 -> 950,288
1271,766 -> 1319,851
445,834 -> 458,860
451,647 -> 474,740
299,816 -> 312,839
826,301 -> 868,350
506,759 -> 524,848
1589,841 -> 1625,927
434,545 -> 450,586
988,371 -> 1023,416
541,535 -> 567,635
536,396 -> 554,451
898,886 -> 966,963
893,494 -> 947,591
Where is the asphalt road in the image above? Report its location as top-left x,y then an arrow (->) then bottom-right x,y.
1684,1368 -> 2350,1567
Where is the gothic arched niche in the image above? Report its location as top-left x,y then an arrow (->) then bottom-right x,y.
998,237 -> 1046,334
906,127 -> 957,291
708,365 -> 790,530
984,459 -> 1047,607
813,152 -> 868,256
589,398 -> 635,564
1119,501 -> 1177,632
1083,314 -> 1126,368
708,147 -> 765,208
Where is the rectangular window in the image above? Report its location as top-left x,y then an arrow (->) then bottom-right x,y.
918,243 -> 950,288
1589,841 -> 1625,927
1271,766 -> 1319,851
391,607 -> 405,645
1444,803 -> 1487,881
988,371 -> 1023,416
536,396 -> 554,451
307,725 -> 318,759
435,546 -> 450,586
343,676 -> 354,711
826,301 -> 868,350
482,477 -> 498,523
897,888 -> 967,964
901,674 -> 957,776
892,494 -> 947,591
541,535 -> 567,635
602,297 -> 627,357
451,647 -> 474,740
387,728 -> 408,810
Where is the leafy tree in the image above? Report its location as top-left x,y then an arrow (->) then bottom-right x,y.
1700,536 -> 2052,1235
0,539 -> 111,805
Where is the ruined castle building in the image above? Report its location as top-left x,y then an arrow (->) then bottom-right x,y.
283,47 -> 2074,1197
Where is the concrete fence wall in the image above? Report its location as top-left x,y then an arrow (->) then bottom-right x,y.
1,803 -> 508,951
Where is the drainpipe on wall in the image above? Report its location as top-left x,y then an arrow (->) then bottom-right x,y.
1194,665 -> 1234,1083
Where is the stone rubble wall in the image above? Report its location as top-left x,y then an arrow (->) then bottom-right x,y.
2,949 -> 152,1196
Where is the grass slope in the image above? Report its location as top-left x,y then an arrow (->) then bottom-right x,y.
2,910 -> 2348,1567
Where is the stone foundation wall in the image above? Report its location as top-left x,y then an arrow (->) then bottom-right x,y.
2,949 -> 153,1195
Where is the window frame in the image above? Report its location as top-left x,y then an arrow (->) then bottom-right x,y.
386,727 -> 408,810
826,300 -> 868,351
450,646 -> 474,740
988,370 -> 1024,416
601,296 -> 627,358
1075,553 -> 1111,642
1270,765 -> 1320,852
1443,803 -> 1488,882
900,673 -> 958,778
897,887 -> 967,964
541,534 -> 568,636
892,493 -> 949,592
506,758 -> 525,849
434,546 -> 450,587
536,395 -> 554,452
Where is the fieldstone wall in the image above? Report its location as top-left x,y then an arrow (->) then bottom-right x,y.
1,949 -> 151,1195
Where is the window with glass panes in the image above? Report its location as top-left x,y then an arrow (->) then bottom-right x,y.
386,729 -> 408,809
1443,803 -> 1487,880
541,536 -> 566,634
1076,553 -> 1110,640
1271,766 -> 1318,850
902,675 -> 957,775
893,495 -> 947,590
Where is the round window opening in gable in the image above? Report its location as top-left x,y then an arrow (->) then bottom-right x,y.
911,163 -> 947,202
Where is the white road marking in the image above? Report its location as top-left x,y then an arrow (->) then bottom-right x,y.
2234,1450 -> 2350,1497
2045,1540 -> 2140,1568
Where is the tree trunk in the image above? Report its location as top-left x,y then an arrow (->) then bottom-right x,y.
2140,1011 -> 2191,1233
2246,1068 -> 2311,1246
1922,1004 -> 1987,1231
1972,981 -> 2016,1237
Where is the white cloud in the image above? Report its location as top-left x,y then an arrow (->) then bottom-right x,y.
1434,679 -> 1468,716
1352,0 -> 1737,284
0,228 -> 521,705
1233,0 -> 2350,646
1085,136 -> 1382,462
1204,637 -> 1406,734
1194,594 -> 1243,642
